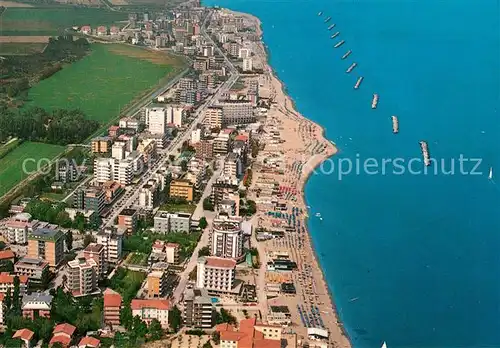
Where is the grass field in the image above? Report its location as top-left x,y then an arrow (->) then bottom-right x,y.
0,7 -> 127,36
125,252 -> 149,266
0,42 -> 47,54
159,202 -> 197,214
26,43 -> 183,123
0,142 -> 65,196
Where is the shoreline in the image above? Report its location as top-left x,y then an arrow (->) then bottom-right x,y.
225,8 -> 351,347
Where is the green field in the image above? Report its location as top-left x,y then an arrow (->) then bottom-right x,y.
0,42 -> 47,55
0,7 -> 127,36
125,252 -> 149,266
26,43 -> 182,123
0,141 -> 65,196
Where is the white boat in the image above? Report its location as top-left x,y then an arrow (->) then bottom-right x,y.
381,342 -> 387,348
315,213 -> 321,217
488,167 -> 493,180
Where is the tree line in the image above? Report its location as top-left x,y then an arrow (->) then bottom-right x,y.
0,107 -> 99,145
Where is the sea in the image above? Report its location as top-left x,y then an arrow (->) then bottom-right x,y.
202,0 -> 500,347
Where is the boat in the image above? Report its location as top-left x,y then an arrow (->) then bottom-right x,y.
315,213 -> 321,217
341,50 -> 352,59
334,40 -> 345,48
354,76 -> 363,89
346,62 -> 357,73
328,24 -> 336,30
489,167 -> 493,180
324,16 -> 331,23
419,141 -> 431,166
371,94 -> 379,109
348,297 -> 359,302
318,11 -> 323,16
381,342 -> 387,348
331,31 -> 340,39
392,116 -> 399,134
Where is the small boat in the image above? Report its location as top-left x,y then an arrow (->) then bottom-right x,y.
318,11 -> 323,16
372,94 -> 379,109
392,115 -> 399,134
381,342 -> 387,348
419,141 -> 431,166
341,50 -> 352,59
348,297 -> 359,302
331,31 -> 340,39
328,24 -> 336,30
315,212 -> 321,217
354,76 -> 363,89
346,62 -> 357,73
334,40 -> 345,48
488,167 -> 493,180
324,16 -> 331,23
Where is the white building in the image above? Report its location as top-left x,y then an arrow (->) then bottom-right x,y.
210,215 -> 244,260
67,257 -> 98,296
96,228 -> 124,264
196,256 -> 236,293
219,100 -> 254,126
166,105 -> 185,127
146,106 -> 167,135
153,211 -> 192,234
112,142 -> 127,160
94,153 -> 142,186
191,129 -> 201,144
119,117 -> 141,131
138,176 -> 164,210
238,47 -> 251,59
203,107 -> 223,129
4,213 -> 32,244
242,57 -> 253,72
223,152 -> 242,178
131,299 -> 170,328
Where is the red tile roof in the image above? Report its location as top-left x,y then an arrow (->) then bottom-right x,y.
50,334 -> 72,347
13,329 -> 34,341
6,220 -> 29,229
131,299 -> 170,311
0,250 -> 15,260
0,272 -> 28,284
235,134 -> 249,141
165,242 -> 179,249
205,257 -> 236,269
53,323 -> 76,336
103,288 -> 122,308
218,319 -> 281,348
78,336 -> 101,347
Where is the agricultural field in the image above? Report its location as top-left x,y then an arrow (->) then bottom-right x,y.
0,141 -> 64,196
26,43 -> 185,123
0,7 -> 127,36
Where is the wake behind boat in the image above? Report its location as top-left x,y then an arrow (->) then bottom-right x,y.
489,167 -> 493,180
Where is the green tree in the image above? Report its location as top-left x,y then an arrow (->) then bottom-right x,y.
65,230 -> 73,250
12,276 -> 21,314
199,217 -> 208,229
198,246 -> 210,257
132,316 -> 148,338
83,234 -> 95,247
212,331 -> 220,345
0,260 -> 14,273
5,288 -> 12,310
203,197 -> 214,211
181,160 -> 188,172
169,305 -> 182,332
41,267 -> 51,290
148,318 -> 163,340
35,317 -> 54,342
73,212 -> 86,232
202,342 -> 213,348
120,303 -> 133,330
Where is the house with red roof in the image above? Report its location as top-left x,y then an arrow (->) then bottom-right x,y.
80,25 -> 92,35
108,125 -> 120,138
131,299 -> 170,328
78,336 -> 100,348
49,323 -> 76,347
110,26 -> 120,35
103,288 -> 122,326
13,328 -> 34,348
0,249 -> 15,262
97,26 -> 108,36
0,272 -> 28,295
216,318 -> 282,348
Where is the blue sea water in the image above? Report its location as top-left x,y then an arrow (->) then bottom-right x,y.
203,0 -> 500,347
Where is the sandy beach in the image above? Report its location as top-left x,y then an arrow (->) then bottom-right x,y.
226,9 -> 351,348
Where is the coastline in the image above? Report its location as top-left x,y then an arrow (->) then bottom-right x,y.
225,8 -> 351,347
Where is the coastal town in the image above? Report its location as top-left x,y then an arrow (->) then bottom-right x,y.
0,2 -> 350,348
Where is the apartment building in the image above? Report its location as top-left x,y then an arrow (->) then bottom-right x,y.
56,160 -> 79,183
4,214 -> 30,244
220,100 -> 254,126
138,176 -> 164,210
183,288 -> 215,329
150,240 -> 180,264
147,271 -> 167,298
210,215 -> 244,261
27,228 -> 64,268
131,299 -> 170,329
166,104 -> 185,127
223,152 -> 243,178
146,106 -> 168,135
169,179 -> 194,202
83,243 -> 107,278
194,139 -> 214,160
96,227 -> 124,264
119,117 -> 141,131
0,272 -> 28,295
22,292 -> 53,320
103,288 -> 122,326
117,209 -> 138,233
14,257 -> 49,283
137,139 -> 157,164
153,211 -> 192,233
91,137 -> 112,154
93,156 -> 139,186
67,257 -> 98,297
196,256 -> 236,293
242,57 -> 253,72
74,186 -> 105,216
203,107 -> 223,129
238,47 -> 251,59
211,175 -> 239,207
